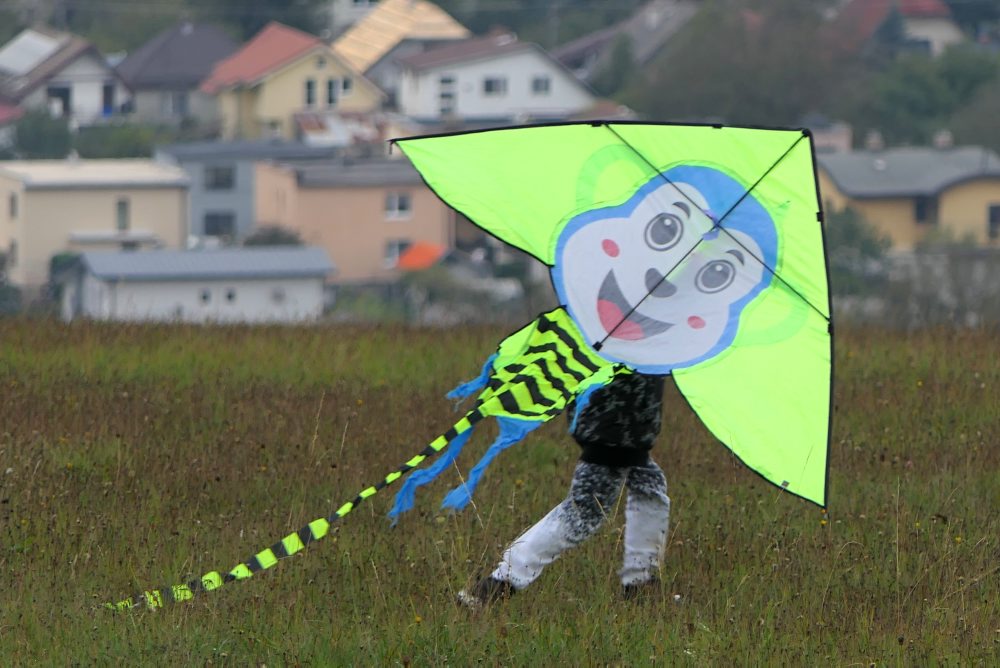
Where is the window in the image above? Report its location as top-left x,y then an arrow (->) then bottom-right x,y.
383,239 -> 412,268
341,77 -> 353,96
531,75 -> 551,95
200,288 -> 211,304
385,192 -> 412,219
989,205 -> 1000,241
438,75 -> 456,115
7,240 -> 16,268
225,288 -> 237,303
316,56 -> 327,69
204,212 -> 236,239
204,165 -> 235,190
8,193 -> 16,219
327,78 -> 338,106
116,198 -> 130,231
305,78 -> 316,107
272,286 -> 286,304
483,77 -> 507,96
170,91 -> 189,117
914,196 -> 937,225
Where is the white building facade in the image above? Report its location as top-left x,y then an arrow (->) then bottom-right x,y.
397,36 -> 595,122
61,247 -> 334,324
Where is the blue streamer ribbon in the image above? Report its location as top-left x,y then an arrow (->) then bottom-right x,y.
441,417 -> 540,511
446,354 -> 497,400
388,428 -> 475,523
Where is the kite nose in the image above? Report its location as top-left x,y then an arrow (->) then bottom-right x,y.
645,268 -> 677,298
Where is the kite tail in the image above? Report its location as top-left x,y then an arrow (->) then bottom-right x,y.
106,407 -> 486,612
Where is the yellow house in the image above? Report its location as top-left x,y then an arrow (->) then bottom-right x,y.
255,158 -> 455,283
0,160 -> 189,289
201,22 -> 385,140
817,147 -> 1000,249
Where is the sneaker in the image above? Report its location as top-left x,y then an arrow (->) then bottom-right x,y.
456,576 -> 515,610
621,576 -> 662,601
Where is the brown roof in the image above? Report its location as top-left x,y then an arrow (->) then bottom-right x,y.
332,0 -> 470,73
397,33 -> 528,70
201,22 -> 325,94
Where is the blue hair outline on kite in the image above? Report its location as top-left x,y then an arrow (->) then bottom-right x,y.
551,164 -> 780,375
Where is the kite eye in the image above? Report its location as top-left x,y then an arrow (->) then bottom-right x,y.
695,260 -> 736,293
644,213 -> 683,251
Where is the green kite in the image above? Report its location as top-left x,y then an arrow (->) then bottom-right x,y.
108,122 -> 831,611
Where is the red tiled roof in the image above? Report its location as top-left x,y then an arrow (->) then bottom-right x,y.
899,0 -> 953,18
201,22 -> 323,94
834,0 -> 954,47
0,102 -> 24,125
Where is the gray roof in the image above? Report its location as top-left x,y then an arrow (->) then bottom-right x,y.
80,247 -> 334,281
116,22 -> 239,90
156,139 -> 341,162
817,146 -> 1000,198
289,157 -> 424,187
553,0 -> 697,78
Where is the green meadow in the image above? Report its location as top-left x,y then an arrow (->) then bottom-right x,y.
1,320 -> 997,665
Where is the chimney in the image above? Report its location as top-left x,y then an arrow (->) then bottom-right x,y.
932,129 -> 954,149
864,129 -> 884,152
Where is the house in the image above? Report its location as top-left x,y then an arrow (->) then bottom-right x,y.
201,22 -> 384,141
254,157 -> 456,283
332,0 -> 470,106
553,0 -> 698,84
155,139 -> 340,244
59,246 -> 334,323
396,33 -> 596,123
829,0 -> 966,57
817,146 -> 1000,249
0,27 -> 129,125
0,159 -> 189,289
116,21 -> 239,127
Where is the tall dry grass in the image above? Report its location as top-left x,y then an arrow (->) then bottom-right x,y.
0,319 -> 997,664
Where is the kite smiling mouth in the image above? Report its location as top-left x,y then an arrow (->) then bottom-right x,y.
596,272 -> 672,340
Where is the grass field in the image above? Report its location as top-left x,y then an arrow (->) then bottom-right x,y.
1,319 -> 998,665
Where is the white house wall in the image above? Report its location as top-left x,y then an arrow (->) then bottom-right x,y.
399,49 -> 594,121
131,90 -> 220,126
78,277 -> 325,323
22,52 -> 128,125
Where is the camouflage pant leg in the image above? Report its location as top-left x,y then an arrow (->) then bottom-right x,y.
491,461 -> 627,589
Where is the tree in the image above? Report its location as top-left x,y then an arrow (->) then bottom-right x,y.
74,125 -> 161,159
589,34 -> 636,98
824,206 -> 891,297
840,45 -> 1000,147
12,111 -> 72,159
243,226 -> 304,246
951,83 -> 1000,154
189,0 -> 328,41
943,0 -> 1000,33
622,0 -> 835,126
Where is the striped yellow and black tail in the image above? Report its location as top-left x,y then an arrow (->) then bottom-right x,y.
106,408 -> 485,611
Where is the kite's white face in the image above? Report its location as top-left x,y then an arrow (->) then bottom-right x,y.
553,178 -> 769,373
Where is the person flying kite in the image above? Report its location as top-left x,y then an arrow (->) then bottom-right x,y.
107,122 -> 831,612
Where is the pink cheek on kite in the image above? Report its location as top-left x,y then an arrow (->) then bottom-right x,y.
687,316 -> 706,329
601,239 -> 620,257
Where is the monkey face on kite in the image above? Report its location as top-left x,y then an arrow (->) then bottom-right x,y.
552,165 -> 779,374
